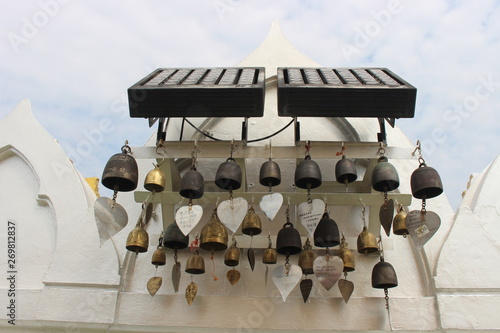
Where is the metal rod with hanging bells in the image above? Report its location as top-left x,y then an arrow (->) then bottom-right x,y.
371,143 -> 399,236
147,233 -> 166,297
406,140 -> 443,249
259,141 -> 284,222
335,142 -> 358,193
185,235 -> 204,306
242,198 -> 261,271
338,234 -> 355,303
371,236 -> 398,313
224,236 -> 241,285
298,237 -> 316,303
163,221 -> 189,293
357,201 -> 379,254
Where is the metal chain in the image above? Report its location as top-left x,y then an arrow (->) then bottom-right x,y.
284,255 -> 290,276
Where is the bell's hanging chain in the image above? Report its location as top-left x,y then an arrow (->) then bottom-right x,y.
174,249 -> 178,264
284,254 -> 290,276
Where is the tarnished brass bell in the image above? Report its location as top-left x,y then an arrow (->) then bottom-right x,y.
224,242 -> 240,267
163,222 -> 189,250
298,239 -> 316,275
180,169 -> 204,199
276,221 -> 302,255
295,155 -> 322,190
259,159 -> 281,187
338,237 -> 355,272
371,257 -> 398,289
151,248 -> 166,266
410,164 -> 443,199
335,155 -> 358,184
357,226 -> 378,254
242,206 -> 262,236
200,216 -> 228,252
126,224 -> 149,253
215,158 -> 242,190
262,235 -> 277,264
144,164 -> 166,193
393,206 -> 409,236
371,156 -> 399,192
314,212 -> 340,248
185,252 -> 205,275
102,145 -> 138,192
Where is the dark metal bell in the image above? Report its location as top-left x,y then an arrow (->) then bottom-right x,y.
410,165 -> 443,199
313,212 -> 340,248
357,226 -> 379,254
102,150 -> 138,192
163,222 -> 189,250
294,155 -> 322,189
259,160 -> 281,187
151,248 -> 166,266
185,253 -> 205,275
215,158 -> 242,190
242,206 -> 262,236
200,217 -> 228,252
276,222 -> 302,255
371,156 -> 399,192
180,169 -> 205,199
371,257 -> 398,289
335,155 -> 358,184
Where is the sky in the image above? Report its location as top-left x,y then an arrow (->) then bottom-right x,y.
1,0 -> 499,210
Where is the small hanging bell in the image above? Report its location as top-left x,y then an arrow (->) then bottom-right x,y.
180,169 -> 205,199
294,155 -> 322,190
185,252 -> 205,275
200,215 -> 228,252
102,143 -> 138,192
314,212 -> 340,248
262,235 -> 278,264
224,241 -> 240,267
215,158 -> 242,190
276,221 -> 302,255
126,223 -> 149,253
357,226 -> 378,254
371,156 -> 399,192
338,236 -> 355,272
163,222 -> 190,250
298,239 -> 316,275
242,206 -> 262,236
410,164 -> 443,199
371,257 -> 398,289
393,205 -> 409,236
335,155 -> 358,185
151,248 -> 166,266
144,164 -> 166,193
259,159 -> 281,187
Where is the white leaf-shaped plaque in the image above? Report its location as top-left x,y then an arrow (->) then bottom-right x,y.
298,199 -> 325,238
217,197 -> 248,233
175,205 -> 203,236
313,255 -> 343,291
94,197 -> 128,246
272,264 -> 302,302
259,193 -> 283,221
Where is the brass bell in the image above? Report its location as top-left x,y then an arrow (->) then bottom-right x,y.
276,221 -> 302,255
185,252 -> 205,275
224,241 -> 240,267
410,164 -> 443,199
126,224 -> 149,253
144,164 -> 166,193
357,226 -> 378,254
371,156 -> 399,192
338,236 -> 355,272
215,158 -> 242,190
298,239 -> 316,275
180,169 -> 204,199
242,206 -> 262,236
151,248 -> 166,266
262,235 -> 277,264
393,206 -> 409,236
259,159 -> 281,187
200,215 -> 228,252
314,212 -> 340,248
294,155 -> 322,189
163,222 -> 189,250
101,145 -> 138,192
371,257 -> 398,289
335,155 -> 357,184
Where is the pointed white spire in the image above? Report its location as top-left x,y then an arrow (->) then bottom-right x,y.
237,21 -> 320,77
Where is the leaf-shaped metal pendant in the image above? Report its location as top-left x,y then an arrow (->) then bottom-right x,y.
247,248 -> 255,271
300,278 -> 313,303
185,281 -> 198,306
147,276 -> 162,296
338,279 -> 354,303
172,261 -> 181,293
380,199 -> 394,236
265,265 -> 269,287
227,269 -> 241,285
